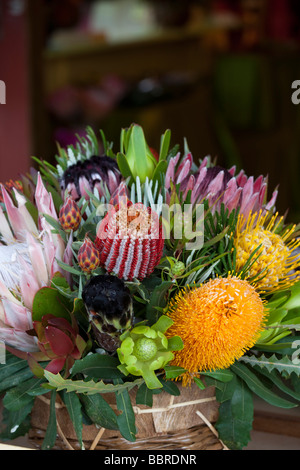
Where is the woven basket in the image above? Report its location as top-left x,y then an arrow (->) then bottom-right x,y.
28,384 -> 227,450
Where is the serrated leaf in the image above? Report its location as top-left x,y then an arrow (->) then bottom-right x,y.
239,354 -> 300,377
44,370 -> 144,394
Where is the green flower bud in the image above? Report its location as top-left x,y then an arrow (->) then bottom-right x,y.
117,315 -> 183,389
171,261 -> 185,277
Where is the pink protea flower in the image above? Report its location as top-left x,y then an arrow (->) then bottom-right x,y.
165,154 -> 278,219
95,198 -> 164,281
0,174 -> 73,353
60,155 -> 122,201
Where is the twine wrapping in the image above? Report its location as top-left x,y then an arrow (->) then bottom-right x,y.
35,393 -> 227,451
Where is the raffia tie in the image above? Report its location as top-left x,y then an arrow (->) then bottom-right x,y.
37,394 -> 229,451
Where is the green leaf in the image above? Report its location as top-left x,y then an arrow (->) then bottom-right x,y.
194,377 -> 206,390
160,379 -> 180,396
116,152 -> 133,180
0,366 -> 34,393
231,362 -> 297,409
159,129 -> 171,161
2,377 -> 43,411
0,353 -> 29,383
32,286 -> 72,322
135,383 -> 154,407
164,365 -> 186,380
0,402 -> 33,441
41,390 -> 57,450
114,379 -> 137,442
239,354 -> 300,377
44,370 -> 144,394
215,376 -> 253,450
146,281 -> 173,324
80,393 -> 118,431
151,160 -> 168,186
201,369 -> 234,383
61,390 -> 83,449
71,353 -> 124,380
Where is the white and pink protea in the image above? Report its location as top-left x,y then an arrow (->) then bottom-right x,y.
95,199 -> 164,281
165,153 -> 278,219
0,174 -> 72,353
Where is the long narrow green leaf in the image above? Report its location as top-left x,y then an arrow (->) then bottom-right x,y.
0,353 -> 29,383
114,379 -> 137,442
231,362 -> 297,409
0,367 -> 33,393
41,390 -> 57,450
135,383 -> 154,407
61,391 -> 83,449
80,393 -> 118,431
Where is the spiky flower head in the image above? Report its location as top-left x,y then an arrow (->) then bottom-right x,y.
117,315 -> 183,389
59,196 -> 82,231
60,155 -> 122,201
78,235 -> 100,273
82,275 -> 133,352
166,277 -> 267,386
234,211 -> 300,294
95,198 -> 164,281
165,154 -> 278,219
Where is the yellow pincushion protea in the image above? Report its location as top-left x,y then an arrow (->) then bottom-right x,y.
234,211 -> 300,293
166,277 -> 266,386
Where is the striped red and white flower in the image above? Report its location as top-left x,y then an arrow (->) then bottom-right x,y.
95,198 -> 164,281
0,174 -> 72,353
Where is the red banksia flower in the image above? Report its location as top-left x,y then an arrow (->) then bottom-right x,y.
95,199 -> 164,281
59,196 -> 82,231
78,235 -> 100,273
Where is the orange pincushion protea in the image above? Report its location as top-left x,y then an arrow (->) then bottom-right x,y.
166,277 -> 267,386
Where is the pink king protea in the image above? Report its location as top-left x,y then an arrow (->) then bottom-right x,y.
165,153 -> 278,219
0,173 -> 73,353
95,198 -> 164,281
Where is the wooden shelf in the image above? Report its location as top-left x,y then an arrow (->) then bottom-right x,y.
43,28 -> 211,94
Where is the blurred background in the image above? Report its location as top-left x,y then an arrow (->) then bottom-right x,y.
1,0 -> 300,221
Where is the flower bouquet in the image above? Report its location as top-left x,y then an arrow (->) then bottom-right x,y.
1,124 -> 300,451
